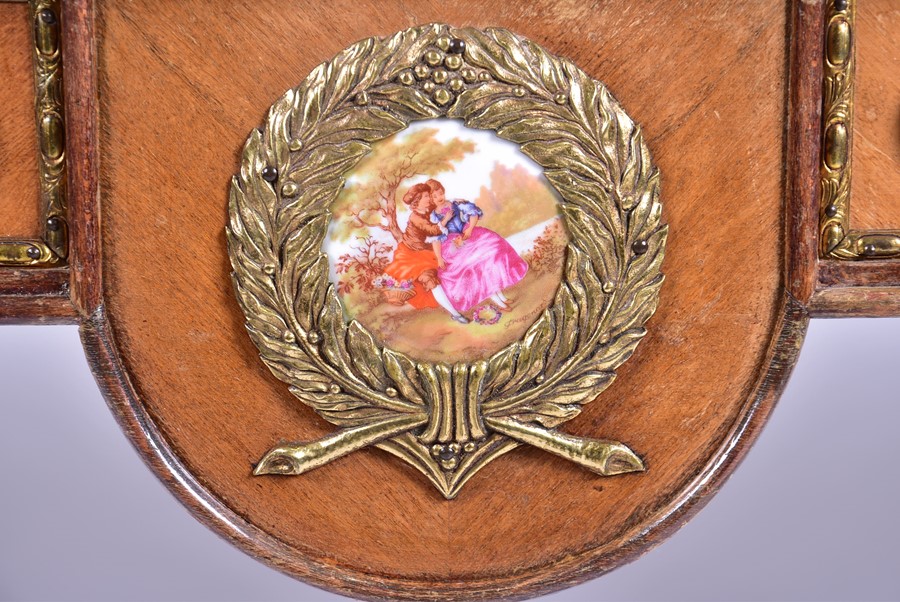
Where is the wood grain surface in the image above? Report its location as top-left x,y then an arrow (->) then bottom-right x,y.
87,1 -> 807,598
849,0 -> 900,231
787,0 -> 825,304
0,3 -> 40,237
62,0 -> 101,317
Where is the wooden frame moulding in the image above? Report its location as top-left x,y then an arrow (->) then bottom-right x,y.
809,0 -> 900,316
0,0 -> 76,323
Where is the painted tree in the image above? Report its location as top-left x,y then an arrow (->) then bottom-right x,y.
331,127 -> 477,243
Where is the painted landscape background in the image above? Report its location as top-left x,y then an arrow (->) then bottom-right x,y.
324,120 -> 568,363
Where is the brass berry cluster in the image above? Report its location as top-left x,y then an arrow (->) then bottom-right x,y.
430,440 -> 481,471
396,35 -> 491,106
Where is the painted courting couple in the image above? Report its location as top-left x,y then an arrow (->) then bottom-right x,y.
383,178 -> 528,324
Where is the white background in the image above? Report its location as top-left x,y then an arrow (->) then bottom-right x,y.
1,318 -> 898,601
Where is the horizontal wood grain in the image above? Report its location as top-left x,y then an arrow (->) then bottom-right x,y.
0,266 -> 76,323
809,285 -> 900,317
817,258 -> 900,288
0,293 -> 77,324
0,266 -> 68,296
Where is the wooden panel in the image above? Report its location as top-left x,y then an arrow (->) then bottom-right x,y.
0,3 -> 40,238
93,0 -> 797,597
849,0 -> 900,230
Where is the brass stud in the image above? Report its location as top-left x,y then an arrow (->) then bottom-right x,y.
329,383 -> 341,394
414,64 -> 431,80
444,55 -> 463,71
39,113 -> 64,160
288,138 -> 303,151
554,92 -> 568,105
35,9 -> 59,56
461,67 -> 477,83
436,36 -> 451,51
431,444 -> 443,458
827,18 -> 851,67
535,375 -> 545,384
424,50 -> 443,67
462,442 -> 476,453
307,332 -> 321,344
397,70 -> 415,86
422,81 -> 436,93
432,68 -> 449,84
477,71 -> 491,82
433,88 -> 452,105
281,182 -> 298,197
448,79 -> 465,93
824,122 -> 848,170
512,86 -> 526,97
283,331 -> 296,343
385,387 -> 398,398
602,281 -> 616,294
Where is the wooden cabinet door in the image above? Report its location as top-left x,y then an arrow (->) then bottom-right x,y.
0,0 -> 897,598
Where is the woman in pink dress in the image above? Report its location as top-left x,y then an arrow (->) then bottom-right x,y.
425,179 -> 528,314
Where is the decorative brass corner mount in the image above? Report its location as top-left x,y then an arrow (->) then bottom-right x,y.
0,0 -> 68,267
819,0 -> 900,259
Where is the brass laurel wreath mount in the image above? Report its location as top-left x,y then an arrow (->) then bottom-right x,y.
227,24 -> 667,499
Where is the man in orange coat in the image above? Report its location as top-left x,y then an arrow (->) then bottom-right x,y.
383,182 -> 468,323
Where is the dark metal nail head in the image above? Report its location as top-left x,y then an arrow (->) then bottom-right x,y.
448,38 -> 465,54
261,166 -> 278,182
